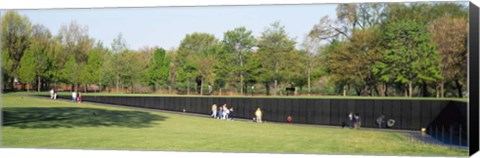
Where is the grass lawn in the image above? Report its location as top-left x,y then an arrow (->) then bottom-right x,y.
1,93 -> 468,156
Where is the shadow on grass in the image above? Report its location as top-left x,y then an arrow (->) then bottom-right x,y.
2,107 -> 167,128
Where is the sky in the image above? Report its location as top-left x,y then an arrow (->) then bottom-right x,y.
10,4 -> 338,50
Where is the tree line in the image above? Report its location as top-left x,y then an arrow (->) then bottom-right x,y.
1,2 -> 468,97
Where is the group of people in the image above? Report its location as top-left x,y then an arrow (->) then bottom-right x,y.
348,112 -> 362,129
210,104 -> 264,123
49,89 -> 84,103
71,91 -> 83,103
49,89 -> 58,100
344,113 -> 395,129
211,104 -> 234,120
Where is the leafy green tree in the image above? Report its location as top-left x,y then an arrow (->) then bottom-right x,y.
222,27 -> 256,95
165,49 -> 179,94
323,41 -> 354,96
346,27 -> 383,96
118,50 -> 148,93
109,33 -> 129,92
61,55 -> 84,90
188,44 -> 222,95
18,49 -> 36,92
85,42 -> 107,92
56,21 -> 94,91
1,10 -> 32,90
2,50 -> 13,89
257,21 -> 296,95
374,19 -> 441,97
146,48 -> 170,92
18,24 -> 52,92
100,51 -> 117,91
43,37 -> 64,88
176,33 -> 218,94
278,50 -> 307,95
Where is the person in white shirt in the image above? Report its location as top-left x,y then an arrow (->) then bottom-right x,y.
348,112 -> 354,128
72,91 -> 77,102
224,107 -> 229,120
222,104 -> 229,120
50,89 -> 54,99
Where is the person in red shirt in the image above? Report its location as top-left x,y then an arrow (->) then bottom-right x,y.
77,92 -> 82,103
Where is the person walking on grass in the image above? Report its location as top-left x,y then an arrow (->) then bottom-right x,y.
72,91 -> 77,102
211,104 -> 218,118
255,107 -> 262,123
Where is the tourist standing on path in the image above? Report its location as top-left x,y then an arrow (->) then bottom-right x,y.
255,107 -> 262,123
211,104 -> 217,118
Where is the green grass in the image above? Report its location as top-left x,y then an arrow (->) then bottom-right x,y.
18,91 -> 468,102
1,93 -> 468,156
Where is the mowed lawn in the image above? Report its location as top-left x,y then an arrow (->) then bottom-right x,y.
1,94 -> 467,156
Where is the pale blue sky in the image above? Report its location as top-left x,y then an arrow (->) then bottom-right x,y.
12,4 -> 338,50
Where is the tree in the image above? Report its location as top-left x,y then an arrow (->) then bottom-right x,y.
166,49 -> 179,94
1,11 -> 32,91
325,27 -> 383,96
384,2 -> 467,25
176,33 -> 218,94
304,16 -> 337,94
111,33 -> 128,53
334,3 -> 387,39
257,21 -> 296,95
429,14 -> 468,97
18,49 -> 36,92
56,21 -> 94,91
114,50 -> 148,93
61,55 -> 84,90
375,19 -> 441,97
85,42 -> 107,92
146,48 -> 170,92
110,33 -> 129,92
188,44 -> 221,95
278,50 -> 307,94
222,27 -> 257,95
18,24 -> 52,92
